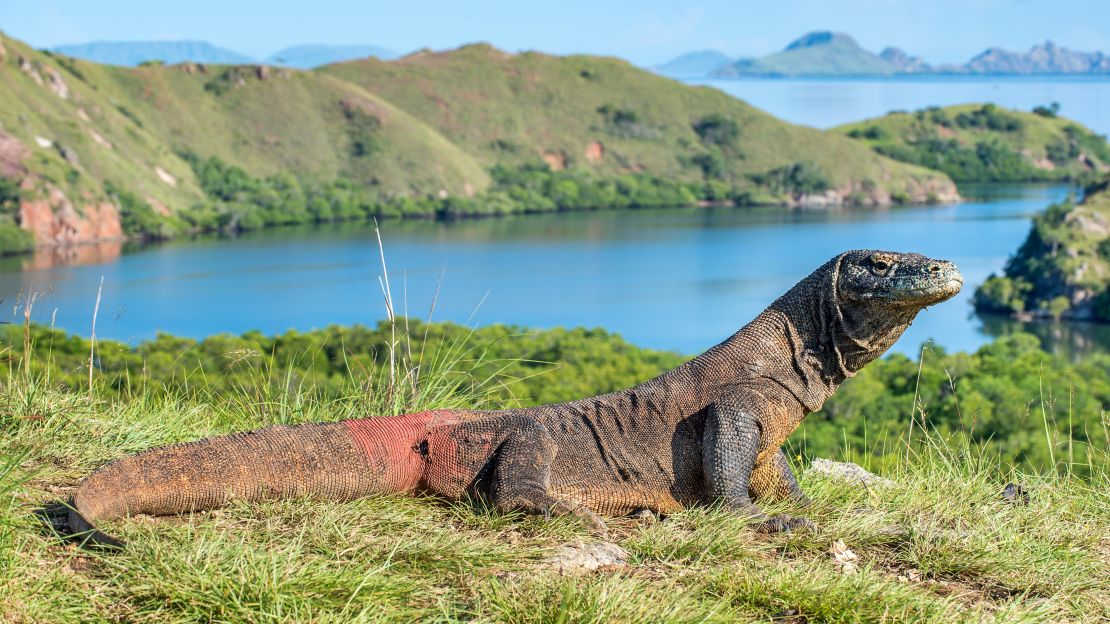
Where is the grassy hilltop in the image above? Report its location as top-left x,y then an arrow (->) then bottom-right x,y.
321,44 -> 951,202
0,320 -> 1107,622
0,31 -> 957,254
836,104 -> 1110,182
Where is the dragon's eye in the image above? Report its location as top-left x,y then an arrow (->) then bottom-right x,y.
870,258 -> 891,273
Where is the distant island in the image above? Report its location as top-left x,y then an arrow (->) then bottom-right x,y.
656,31 -> 1110,78
50,40 -> 397,69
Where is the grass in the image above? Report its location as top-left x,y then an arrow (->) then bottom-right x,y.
0,317 -> 1106,623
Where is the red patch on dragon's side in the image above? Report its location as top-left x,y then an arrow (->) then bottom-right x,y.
343,411 -> 461,493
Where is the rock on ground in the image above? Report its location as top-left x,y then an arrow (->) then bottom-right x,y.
544,541 -> 629,574
805,458 -> 894,489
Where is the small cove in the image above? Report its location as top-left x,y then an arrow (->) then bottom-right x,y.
1,183 -> 1102,360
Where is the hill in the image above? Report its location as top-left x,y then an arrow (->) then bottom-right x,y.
835,104 -> 1110,182
0,32 -> 956,254
267,44 -> 398,69
653,49 -> 733,78
975,177 -> 1110,323
50,40 -> 253,67
320,44 -> 954,203
713,32 -> 901,77
0,32 -> 489,250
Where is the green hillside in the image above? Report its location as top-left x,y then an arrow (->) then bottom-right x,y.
93,63 -> 490,196
975,176 -> 1110,322
0,34 -> 487,200
0,33 -> 491,250
321,44 -> 953,204
836,104 -> 1110,182
0,32 -> 957,255
0,35 -> 203,239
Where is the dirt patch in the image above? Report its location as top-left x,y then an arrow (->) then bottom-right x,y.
87,129 -> 113,150
147,197 -> 171,217
0,130 -> 30,178
585,141 -> 604,163
542,151 -> 567,171
340,97 -> 389,123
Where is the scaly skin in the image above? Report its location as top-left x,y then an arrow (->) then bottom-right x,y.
69,250 -> 963,545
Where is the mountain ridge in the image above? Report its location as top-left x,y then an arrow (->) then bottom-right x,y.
49,39 -> 398,69
51,40 -> 254,67
656,31 -> 1110,78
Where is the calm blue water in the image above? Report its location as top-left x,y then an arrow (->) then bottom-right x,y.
1,183 -> 1097,358
691,76 -> 1110,134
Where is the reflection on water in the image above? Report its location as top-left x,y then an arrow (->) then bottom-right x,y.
0,241 -> 124,272
0,182 -> 1104,360
978,314 -> 1110,362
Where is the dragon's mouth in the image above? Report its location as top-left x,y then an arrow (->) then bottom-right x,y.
904,274 -> 964,304
864,272 -> 964,305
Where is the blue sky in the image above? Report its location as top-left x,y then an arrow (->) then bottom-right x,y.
1,0 -> 1106,65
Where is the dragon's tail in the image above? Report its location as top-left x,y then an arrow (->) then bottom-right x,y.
68,418 -> 428,547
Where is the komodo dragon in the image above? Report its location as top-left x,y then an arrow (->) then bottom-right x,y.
68,250 -> 963,546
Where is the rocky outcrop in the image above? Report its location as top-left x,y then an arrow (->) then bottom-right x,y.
791,177 -> 959,208
903,177 -> 962,204
18,183 -> 123,247
18,56 -> 44,85
43,65 -> 69,99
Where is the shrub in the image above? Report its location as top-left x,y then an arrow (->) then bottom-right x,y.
973,275 -> 1033,314
955,104 -> 1023,132
692,114 -> 739,147
751,162 -> 830,196
0,224 -> 33,255
1032,102 -> 1061,118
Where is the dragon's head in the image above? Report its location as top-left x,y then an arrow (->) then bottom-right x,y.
836,250 -> 963,311
815,250 -> 963,374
